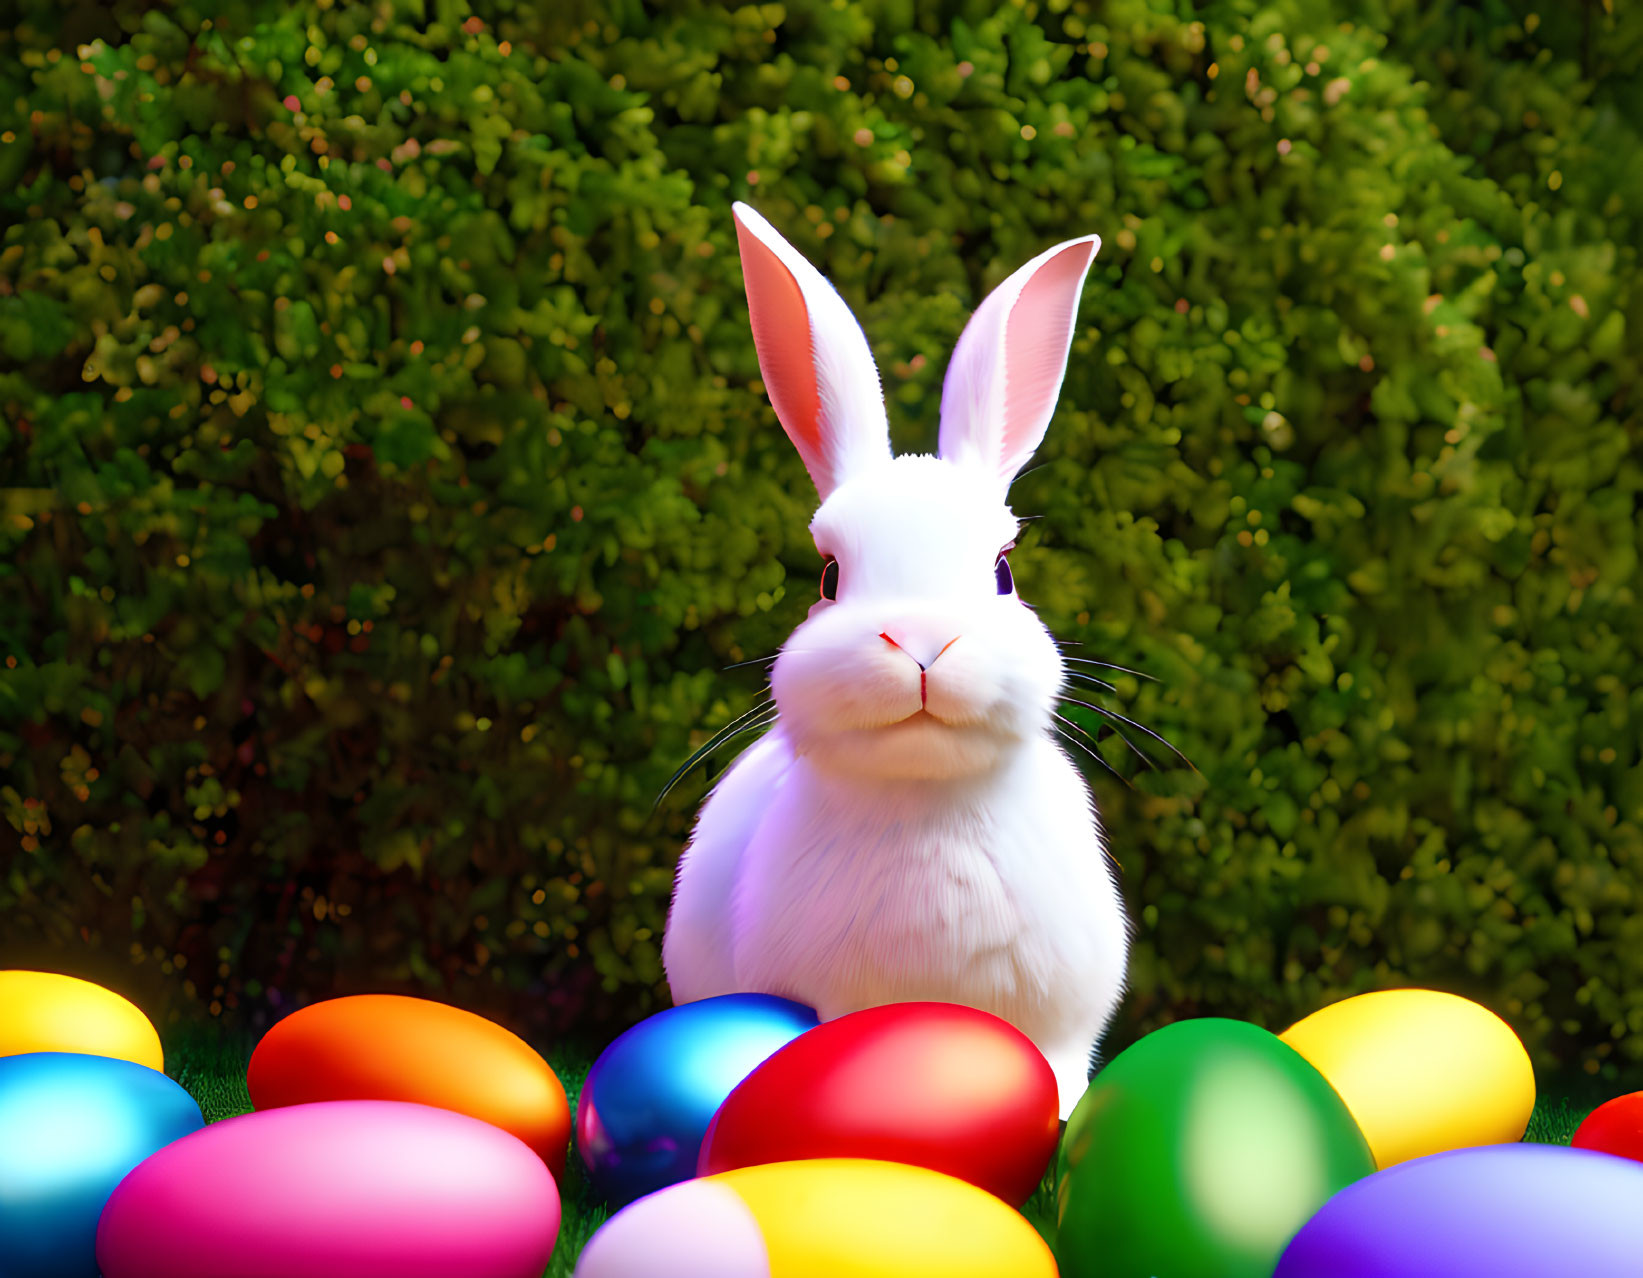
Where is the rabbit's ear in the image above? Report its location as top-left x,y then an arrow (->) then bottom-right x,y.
732,201 -> 891,500
937,235 -> 1100,492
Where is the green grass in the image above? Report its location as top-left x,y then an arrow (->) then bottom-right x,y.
161,1025 -> 1626,1275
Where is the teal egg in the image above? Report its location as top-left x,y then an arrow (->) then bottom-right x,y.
0,1051 -> 204,1278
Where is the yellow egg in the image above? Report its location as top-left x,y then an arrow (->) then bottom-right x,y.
1280,988 -> 1534,1168
0,971 -> 164,1071
723,1159 -> 1054,1278
574,1158 -> 1055,1278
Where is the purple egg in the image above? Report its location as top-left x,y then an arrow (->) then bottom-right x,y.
1275,1142 -> 1643,1278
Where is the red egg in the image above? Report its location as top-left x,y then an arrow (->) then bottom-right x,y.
697,1002 -> 1059,1206
1572,1091 -> 1643,1163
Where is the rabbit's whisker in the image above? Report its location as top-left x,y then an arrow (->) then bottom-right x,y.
1051,712 -> 1114,760
1060,669 -> 1120,696
652,700 -> 780,815
722,653 -> 780,671
1061,656 -> 1159,684
1061,695 -> 1198,775
1055,648 -> 1159,682
683,696 -> 777,758
1059,695 -> 1158,772
1051,714 -> 1135,792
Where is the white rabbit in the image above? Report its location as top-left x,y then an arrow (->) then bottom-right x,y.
662,202 -> 1130,1118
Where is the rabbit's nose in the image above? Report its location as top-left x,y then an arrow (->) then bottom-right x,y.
879,629 -> 961,671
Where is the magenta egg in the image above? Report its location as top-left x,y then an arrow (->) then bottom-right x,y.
96,1100 -> 559,1278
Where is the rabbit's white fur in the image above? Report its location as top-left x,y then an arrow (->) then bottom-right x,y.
663,204 -> 1130,1118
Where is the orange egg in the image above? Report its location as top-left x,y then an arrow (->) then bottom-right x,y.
247,995 -> 569,1180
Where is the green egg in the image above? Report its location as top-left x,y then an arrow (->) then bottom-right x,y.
1056,1018 -> 1376,1278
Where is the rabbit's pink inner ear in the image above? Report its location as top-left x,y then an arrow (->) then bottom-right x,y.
1001,239 -> 1098,467
735,218 -> 828,486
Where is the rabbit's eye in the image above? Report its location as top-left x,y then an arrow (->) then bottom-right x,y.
995,554 -> 1014,596
820,557 -> 839,601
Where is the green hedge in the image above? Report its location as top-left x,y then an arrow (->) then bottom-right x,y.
3,0 -> 1640,1070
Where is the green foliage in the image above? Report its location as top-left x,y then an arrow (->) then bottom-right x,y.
2,0 -> 1640,1071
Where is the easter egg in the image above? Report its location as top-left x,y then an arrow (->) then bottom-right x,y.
577,993 -> 818,1207
1056,1018 -> 1376,1278
0,1052 -> 203,1278
1572,1090 -> 1643,1162
95,1099 -> 560,1278
247,993 -> 570,1179
575,1157 -> 1056,1278
1274,1142 -> 1643,1277
0,971 -> 163,1070
698,1002 -> 1058,1206
1279,987 -> 1535,1167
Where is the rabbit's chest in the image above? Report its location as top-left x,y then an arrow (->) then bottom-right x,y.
751,826 -> 1018,943
730,808 -> 1057,1019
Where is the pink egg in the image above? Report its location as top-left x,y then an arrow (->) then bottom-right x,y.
96,1100 -> 559,1278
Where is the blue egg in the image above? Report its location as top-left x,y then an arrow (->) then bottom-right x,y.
0,1052 -> 204,1278
575,994 -> 818,1206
